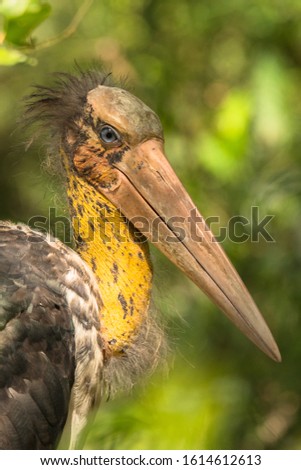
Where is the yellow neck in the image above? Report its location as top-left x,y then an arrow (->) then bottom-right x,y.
63,154 -> 153,356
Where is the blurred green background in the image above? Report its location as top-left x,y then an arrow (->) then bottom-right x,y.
0,0 -> 300,450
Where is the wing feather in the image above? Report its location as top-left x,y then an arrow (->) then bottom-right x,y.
0,223 -> 76,449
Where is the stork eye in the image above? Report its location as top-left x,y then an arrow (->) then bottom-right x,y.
99,125 -> 120,144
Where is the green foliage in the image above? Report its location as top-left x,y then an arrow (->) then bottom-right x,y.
0,0 -> 51,65
0,0 -> 301,450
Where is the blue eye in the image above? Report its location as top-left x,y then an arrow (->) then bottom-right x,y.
100,125 -> 120,144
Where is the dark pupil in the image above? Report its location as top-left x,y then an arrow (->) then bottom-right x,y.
101,126 -> 117,143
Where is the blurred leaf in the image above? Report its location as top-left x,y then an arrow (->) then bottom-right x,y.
216,91 -> 251,142
1,0 -> 51,46
197,132 -> 237,182
196,91 -> 251,182
0,44 -> 35,64
0,0 -> 31,17
252,55 -> 292,147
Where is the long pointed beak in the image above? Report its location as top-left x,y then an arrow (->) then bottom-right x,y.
102,138 -> 281,362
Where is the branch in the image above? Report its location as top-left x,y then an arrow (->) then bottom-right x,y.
33,0 -> 94,51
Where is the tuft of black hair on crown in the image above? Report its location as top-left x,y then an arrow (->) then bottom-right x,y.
24,66 -> 114,137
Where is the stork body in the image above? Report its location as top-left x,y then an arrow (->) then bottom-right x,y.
0,70 -> 280,449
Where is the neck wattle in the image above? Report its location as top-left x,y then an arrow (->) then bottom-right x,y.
63,154 -> 153,356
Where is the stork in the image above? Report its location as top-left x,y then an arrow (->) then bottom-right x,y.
0,70 -> 281,450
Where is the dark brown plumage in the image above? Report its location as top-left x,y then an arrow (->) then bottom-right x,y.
0,223 -> 78,448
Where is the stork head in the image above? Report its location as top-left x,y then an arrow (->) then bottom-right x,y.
26,70 -> 281,362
